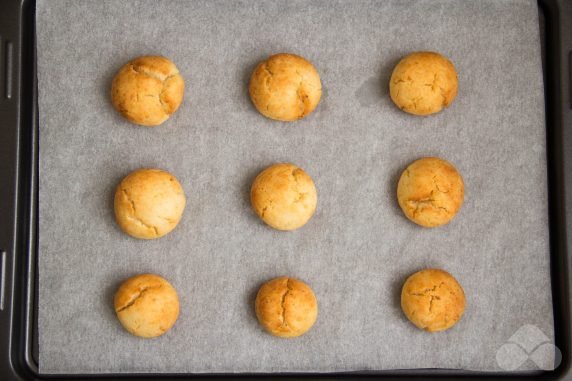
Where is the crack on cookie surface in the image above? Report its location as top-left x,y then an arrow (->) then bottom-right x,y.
121,189 -> 159,236
279,278 -> 292,329
116,284 -> 162,312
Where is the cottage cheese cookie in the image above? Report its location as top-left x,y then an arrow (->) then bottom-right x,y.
114,274 -> 180,338
250,163 -> 317,231
390,52 -> 458,115
249,53 -> 322,121
255,277 -> 318,338
401,269 -> 465,332
397,157 -> 464,227
114,168 -> 186,239
111,56 -> 184,126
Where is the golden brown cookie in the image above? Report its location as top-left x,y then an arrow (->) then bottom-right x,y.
111,56 -> 184,126
389,52 -> 458,116
255,277 -> 318,338
401,268 -> 466,332
397,157 -> 464,228
114,273 -> 180,338
249,53 -> 322,121
250,163 -> 317,231
114,168 -> 186,239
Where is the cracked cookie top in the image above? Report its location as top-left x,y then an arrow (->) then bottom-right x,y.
255,276 -> 318,338
114,273 -> 180,338
401,268 -> 466,332
111,56 -> 185,126
250,163 -> 318,231
389,51 -> 458,116
114,168 -> 186,239
249,53 -> 322,122
397,157 -> 464,228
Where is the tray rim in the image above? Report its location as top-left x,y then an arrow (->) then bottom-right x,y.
0,0 -> 570,379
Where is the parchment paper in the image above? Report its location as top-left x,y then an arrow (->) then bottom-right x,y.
37,0 -> 553,373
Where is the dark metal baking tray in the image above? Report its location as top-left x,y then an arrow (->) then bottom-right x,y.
0,0 -> 571,379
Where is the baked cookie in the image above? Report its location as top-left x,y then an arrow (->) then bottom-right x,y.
401,268 -> 466,332
114,168 -> 186,239
250,163 -> 317,231
397,157 -> 464,227
255,276 -> 318,338
389,52 -> 458,115
114,273 -> 180,338
111,56 -> 184,126
249,53 -> 322,121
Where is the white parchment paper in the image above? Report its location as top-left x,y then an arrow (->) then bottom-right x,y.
37,0 -> 554,373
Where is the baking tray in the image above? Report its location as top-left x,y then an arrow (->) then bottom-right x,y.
0,0 -> 571,379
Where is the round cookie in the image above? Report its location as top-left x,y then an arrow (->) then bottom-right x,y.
114,273 -> 180,338
249,53 -> 322,121
250,163 -> 317,231
114,168 -> 186,239
255,277 -> 318,338
111,56 -> 184,126
401,268 -> 466,332
389,52 -> 458,116
397,157 -> 464,228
